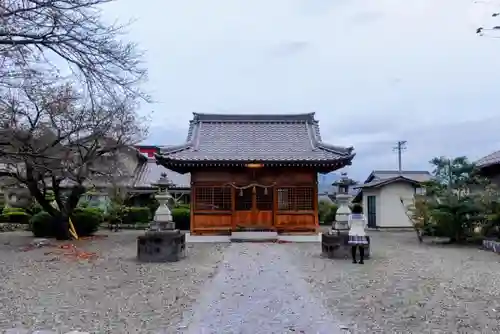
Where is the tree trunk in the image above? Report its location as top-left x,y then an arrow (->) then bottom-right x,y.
52,184 -> 86,240
54,214 -> 70,240
26,181 -> 57,216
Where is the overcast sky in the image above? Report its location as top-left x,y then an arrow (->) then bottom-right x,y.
105,0 -> 500,180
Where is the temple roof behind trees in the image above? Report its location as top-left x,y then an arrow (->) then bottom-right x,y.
134,159 -> 190,189
477,150 -> 500,169
156,113 -> 355,171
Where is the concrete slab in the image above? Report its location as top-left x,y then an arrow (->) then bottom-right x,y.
278,233 -> 322,243
230,231 -> 278,242
185,233 -> 231,243
185,232 -> 322,243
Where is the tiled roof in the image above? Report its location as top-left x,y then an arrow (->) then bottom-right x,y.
157,113 -> 354,163
355,170 -> 431,190
369,170 -> 431,183
476,150 -> 500,168
134,159 -> 191,188
354,176 -> 422,189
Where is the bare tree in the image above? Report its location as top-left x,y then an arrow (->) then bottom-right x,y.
476,0 -> 500,37
0,81 -> 147,239
0,0 -> 147,100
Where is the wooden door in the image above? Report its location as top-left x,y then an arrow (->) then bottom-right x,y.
234,187 -> 253,228
367,195 -> 377,228
233,186 -> 274,229
255,186 -> 273,228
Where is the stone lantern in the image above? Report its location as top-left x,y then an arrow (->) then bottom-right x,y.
332,172 -> 356,231
137,172 -> 186,262
150,173 -> 175,230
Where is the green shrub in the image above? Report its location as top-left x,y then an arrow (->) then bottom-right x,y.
26,201 -> 43,216
123,206 -> 150,224
30,211 -> 54,237
318,200 -> 337,224
105,204 -> 126,225
1,207 -> 31,224
172,207 -> 190,230
72,207 -> 103,236
324,205 -> 338,223
29,208 -> 103,238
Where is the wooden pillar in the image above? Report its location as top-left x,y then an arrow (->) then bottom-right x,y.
273,186 -> 278,230
251,186 -> 257,225
190,183 -> 195,233
231,186 -> 236,231
313,173 -> 319,228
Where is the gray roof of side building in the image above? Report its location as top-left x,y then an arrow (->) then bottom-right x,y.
352,170 -> 431,202
156,113 -> 355,163
476,150 -> 500,168
134,159 -> 191,188
369,170 -> 431,183
354,170 -> 432,190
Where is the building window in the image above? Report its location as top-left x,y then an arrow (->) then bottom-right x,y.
415,187 -> 425,195
277,187 -> 314,211
194,186 -> 231,211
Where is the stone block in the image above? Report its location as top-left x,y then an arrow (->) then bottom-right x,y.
4,329 -> 30,334
483,239 -> 500,254
149,221 -> 175,231
137,230 -> 186,262
321,232 -> 370,259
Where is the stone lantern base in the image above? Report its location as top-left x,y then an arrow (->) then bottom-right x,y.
137,230 -> 186,262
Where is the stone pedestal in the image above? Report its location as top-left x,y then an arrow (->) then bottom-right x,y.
138,189 -> 186,262
137,230 -> 186,262
334,194 -> 351,231
321,231 -> 370,259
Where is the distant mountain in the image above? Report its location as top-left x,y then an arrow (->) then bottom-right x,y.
318,173 -> 340,193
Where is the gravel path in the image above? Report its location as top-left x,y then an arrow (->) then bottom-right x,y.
288,232 -> 500,334
180,243 -> 343,334
0,231 -> 227,334
2,231 -> 500,333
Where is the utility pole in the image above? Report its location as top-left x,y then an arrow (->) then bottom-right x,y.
393,140 -> 407,173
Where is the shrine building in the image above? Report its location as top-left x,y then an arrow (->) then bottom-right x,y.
155,113 -> 355,235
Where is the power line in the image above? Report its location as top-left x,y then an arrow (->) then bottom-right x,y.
392,140 -> 407,173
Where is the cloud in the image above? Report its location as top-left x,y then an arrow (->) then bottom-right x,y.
106,0 -> 500,182
270,41 -> 310,57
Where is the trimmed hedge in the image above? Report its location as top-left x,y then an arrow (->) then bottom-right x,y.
0,207 -> 31,224
172,207 -> 190,230
105,206 -> 151,225
30,211 -> 53,237
123,207 -> 150,224
72,207 -> 103,236
29,207 -> 103,238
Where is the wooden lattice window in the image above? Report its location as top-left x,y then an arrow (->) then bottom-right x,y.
277,187 -> 314,211
194,186 -> 231,211
235,188 -> 253,211
256,187 -> 273,210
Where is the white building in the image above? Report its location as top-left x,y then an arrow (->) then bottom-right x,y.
352,170 -> 431,228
